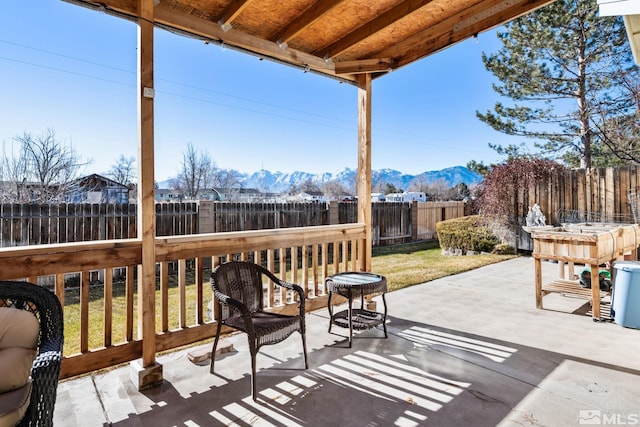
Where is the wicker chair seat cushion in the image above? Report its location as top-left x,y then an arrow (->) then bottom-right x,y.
0,307 -> 40,350
225,312 -> 303,347
0,307 -> 39,427
0,308 -> 39,394
0,382 -> 32,426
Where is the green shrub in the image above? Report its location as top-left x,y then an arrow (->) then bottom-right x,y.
493,243 -> 516,255
436,215 -> 501,253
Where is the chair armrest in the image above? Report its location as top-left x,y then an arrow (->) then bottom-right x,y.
213,290 -> 255,333
26,349 -> 62,427
275,281 -> 306,316
260,266 -> 306,315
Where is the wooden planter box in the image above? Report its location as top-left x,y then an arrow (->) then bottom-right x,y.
531,223 -> 640,265
530,223 -> 640,319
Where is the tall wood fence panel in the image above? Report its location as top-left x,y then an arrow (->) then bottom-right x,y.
209,202 -> 328,232
373,202 -> 412,245
338,201 -> 467,245
0,203 -> 197,247
516,166 -> 640,251
156,202 -> 198,236
415,201 -> 467,240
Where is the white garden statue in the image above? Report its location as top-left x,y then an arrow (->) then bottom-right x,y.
525,203 -> 546,227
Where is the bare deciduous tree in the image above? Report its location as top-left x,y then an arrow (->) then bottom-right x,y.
107,155 -> 136,186
213,169 -> 243,201
408,176 -> 429,193
322,179 -> 350,200
171,143 -> 217,199
425,179 -> 451,201
1,129 -> 87,202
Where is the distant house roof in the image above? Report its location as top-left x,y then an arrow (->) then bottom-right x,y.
66,173 -> 130,203
70,173 -> 128,189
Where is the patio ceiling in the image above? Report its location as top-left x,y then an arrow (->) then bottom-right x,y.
65,0 -> 554,84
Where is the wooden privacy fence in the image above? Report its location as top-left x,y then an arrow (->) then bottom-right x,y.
515,166 -> 640,251
207,202 -> 328,231
0,202 -> 198,247
1,200 -> 468,248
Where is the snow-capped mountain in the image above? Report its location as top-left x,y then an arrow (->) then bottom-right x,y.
240,166 -> 482,193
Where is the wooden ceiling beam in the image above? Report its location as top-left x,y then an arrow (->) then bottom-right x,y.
216,0 -> 254,30
271,0 -> 345,46
152,5 -> 357,82
376,0 -> 554,69
334,58 -> 395,75
315,0 -> 436,59
63,0 -> 139,19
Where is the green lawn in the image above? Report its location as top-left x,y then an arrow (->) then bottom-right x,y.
372,241 -> 516,292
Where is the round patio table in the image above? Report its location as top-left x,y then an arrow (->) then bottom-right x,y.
326,272 -> 388,347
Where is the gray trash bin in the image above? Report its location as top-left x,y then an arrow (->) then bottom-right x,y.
612,261 -> 640,329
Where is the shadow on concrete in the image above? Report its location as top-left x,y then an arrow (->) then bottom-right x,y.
106,315 -> 640,426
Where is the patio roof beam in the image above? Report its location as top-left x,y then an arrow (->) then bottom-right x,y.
334,58 -> 395,75
216,0 -> 254,30
153,6 -> 358,83
314,0 -> 436,60
271,0 -> 345,47
377,0 -> 554,69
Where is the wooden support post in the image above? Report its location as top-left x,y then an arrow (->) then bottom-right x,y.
590,264 -> 601,319
558,260 -> 565,280
356,73 -> 372,272
131,0 -> 162,390
535,257 -> 543,309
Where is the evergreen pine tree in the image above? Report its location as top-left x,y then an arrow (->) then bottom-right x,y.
477,0 -> 639,168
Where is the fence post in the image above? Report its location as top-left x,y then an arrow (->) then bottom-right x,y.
198,201 -> 214,234
198,201 -> 214,269
411,201 -> 418,241
328,201 -> 339,225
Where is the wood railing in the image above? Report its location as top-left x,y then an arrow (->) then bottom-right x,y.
0,223 -> 366,379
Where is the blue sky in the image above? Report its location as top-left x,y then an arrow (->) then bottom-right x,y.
1,1 -> 525,182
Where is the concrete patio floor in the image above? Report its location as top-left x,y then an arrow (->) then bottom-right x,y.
53,256 -> 640,426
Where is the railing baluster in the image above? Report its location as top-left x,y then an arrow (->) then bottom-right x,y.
279,247 -> 287,303
195,257 -> 204,324
322,243 -> 329,294
125,265 -> 134,342
302,244 -> 309,296
80,271 -> 89,353
104,267 -> 113,347
312,244 -> 319,297
267,249 -> 275,307
55,273 -> 65,308
291,246 -> 298,285
178,259 -> 187,328
351,239 -> 357,271
160,261 -> 169,332
342,240 -> 348,271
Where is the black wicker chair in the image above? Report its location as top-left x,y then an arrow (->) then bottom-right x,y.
210,261 -> 308,401
0,281 -> 64,427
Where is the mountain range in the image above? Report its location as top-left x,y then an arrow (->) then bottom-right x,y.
240,166 -> 482,193
158,166 -> 482,192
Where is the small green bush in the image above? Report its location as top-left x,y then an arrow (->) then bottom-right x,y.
436,215 -> 501,253
493,243 -> 516,255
